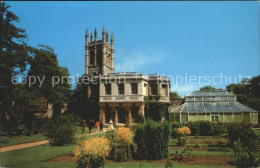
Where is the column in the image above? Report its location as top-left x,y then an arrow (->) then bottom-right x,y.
138,104 -> 145,121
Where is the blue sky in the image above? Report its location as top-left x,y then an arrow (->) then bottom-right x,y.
7,1 -> 259,97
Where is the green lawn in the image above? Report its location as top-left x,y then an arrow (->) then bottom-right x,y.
0,134 -> 47,147
16,162 -> 235,168
0,132 -> 105,168
0,126 -> 92,147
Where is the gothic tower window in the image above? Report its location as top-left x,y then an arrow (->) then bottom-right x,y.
90,51 -> 94,65
97,50 -> 102,65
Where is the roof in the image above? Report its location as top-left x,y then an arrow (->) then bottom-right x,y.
170,91 -> 257,113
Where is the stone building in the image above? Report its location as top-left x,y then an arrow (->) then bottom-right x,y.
84,27 -> 170,125
170,91 -> 258,123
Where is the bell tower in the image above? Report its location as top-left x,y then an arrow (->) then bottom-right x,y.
85,26 -> 114,76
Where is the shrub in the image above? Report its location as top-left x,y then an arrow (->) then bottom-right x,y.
165,158 -> 174,168
177,126 -> 191,136
187,122 -> 200,136
134,120 -> 171,160
177,137 -> 186,146
75,137 -> 110,168
194,143 -> 200,148
115,128 -> 134,161
227,123 -> 260,168
198,121 -> 213,136
105,128 -> 134,161
171,122 -> 183,138
231,140 -> 260,168
212,123 -> 225,136
44,115 -> 75,145
187,121 -> 225,136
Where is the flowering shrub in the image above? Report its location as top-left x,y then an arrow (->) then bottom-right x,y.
177,127 -> 191,136
177,127 -> 191,146
105,128 -> 134,162
116,127 -> 133,143
75,137 -> 110,168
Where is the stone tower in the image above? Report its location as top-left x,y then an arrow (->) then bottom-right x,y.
85,26 -> 114,76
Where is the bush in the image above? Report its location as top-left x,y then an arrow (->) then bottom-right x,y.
231,140 -> 260,168
194,143 -> 200,148
227,123 -> 260,168
187,122 -> 200,136
187,121 -> 225,136
171,122 -> 183,138
178,137 -> 186,146
134,120 -> 171,160
208,147 -> 231,152
165,158 -> 174,168
75,137 -> 110,168
177,126 -> 191,136
44,115 -> 75,145
105,128 -> 134,161
212,123 -> 225,136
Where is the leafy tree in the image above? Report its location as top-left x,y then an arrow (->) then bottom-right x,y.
170,91 -> 181,99
226,75 -> 260,121
0,2 -> 31,126
199,86 -> 217,92
28,45 -> 71,115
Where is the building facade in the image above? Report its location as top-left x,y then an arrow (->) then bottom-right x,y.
170,91 -> 258,123
84,27 -> 170,125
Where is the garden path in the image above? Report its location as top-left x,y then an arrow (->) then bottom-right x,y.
0,129 -> 108,153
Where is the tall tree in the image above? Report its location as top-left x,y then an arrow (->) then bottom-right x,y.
28,45 -> 71,115
0,2 -> 31,125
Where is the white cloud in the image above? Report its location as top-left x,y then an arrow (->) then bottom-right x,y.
115,49 -> 166,72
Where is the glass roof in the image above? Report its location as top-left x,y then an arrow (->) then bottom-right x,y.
186,91 -> 236,102
179,102 -> 257,113
170,91 -> 257,113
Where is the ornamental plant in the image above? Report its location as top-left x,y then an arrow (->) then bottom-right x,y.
177,126 -> 191,146
105,128 -> 134,161
177,126 -> 191,136
75,137 -> 110,168
116,127 -> 133,144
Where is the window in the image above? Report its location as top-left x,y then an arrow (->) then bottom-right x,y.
105,84 -> 111,95
118,83 -> 124,95
211,115 -> 219,122
90,51 -> 94,65
118,108 -> 125,123
162,84 -> 167,96
131,83 -> 138,94
150,84 -> 158,95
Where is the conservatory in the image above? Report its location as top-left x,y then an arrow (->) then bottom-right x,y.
170,91 -> 258,123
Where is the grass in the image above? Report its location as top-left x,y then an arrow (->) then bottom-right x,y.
17,162 -> 235,168
169,150 -> 233,156
0,134 -> 47,147
0,132 -> 105,168
0,126 -> 92,147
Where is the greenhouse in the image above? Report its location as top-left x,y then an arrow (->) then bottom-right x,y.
170,91 -> 258,123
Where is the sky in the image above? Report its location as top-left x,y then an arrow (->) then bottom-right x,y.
7,1 -> 259,97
